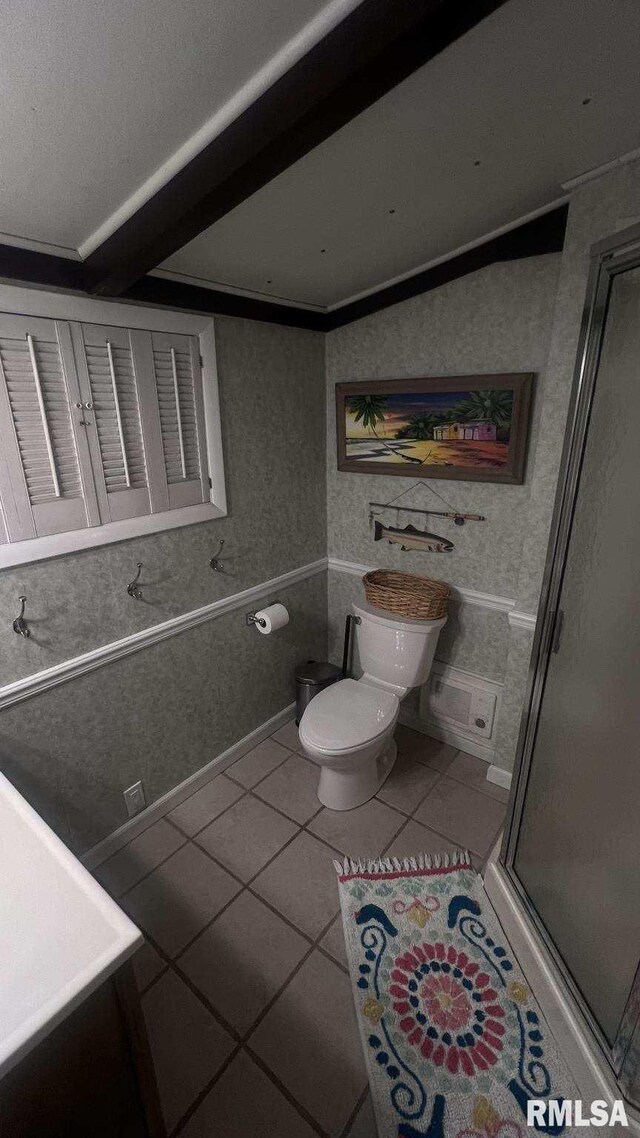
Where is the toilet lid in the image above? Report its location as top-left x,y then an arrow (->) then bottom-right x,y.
300,678 -> 398,752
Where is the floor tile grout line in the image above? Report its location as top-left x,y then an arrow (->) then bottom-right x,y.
245,882 -> 333,944
163,787 -> 248,841
224,738 -> 297,792
389,810 -> 493,862
234,902 -> 368,1136
243,1045 -> 332,1138
169,1042 -> 242,1138
166,828 -> 333,960
379,761 -> 507,860
133,810 -> 339,960
192,814 -> 309,892
375,765 -> 445,820
105,829 -> 189,901
171,957 -> 244,1041
181,820 -> 345,949
170,905 -> 352,1137
432,767 -> 511,803
401,733 -> 510,802
238,941 -> 317,1043
137,960 -> 170,996
246,784 -> 326,828
315,942 -> 349,976
338,1083 -> 371,1138
251,779 -> 324,827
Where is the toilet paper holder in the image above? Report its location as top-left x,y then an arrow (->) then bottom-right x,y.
245,610 -> 268,629
245,602 -> 285,629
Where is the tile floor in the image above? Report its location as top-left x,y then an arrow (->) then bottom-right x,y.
95,721 -> 508,1138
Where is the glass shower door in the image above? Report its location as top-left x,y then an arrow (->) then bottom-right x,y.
509,260 -> 640,1058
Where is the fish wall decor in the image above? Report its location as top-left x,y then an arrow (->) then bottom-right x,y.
373,519 -> 453,553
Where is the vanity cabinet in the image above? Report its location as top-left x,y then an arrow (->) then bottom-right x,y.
0,963 -> 163,1138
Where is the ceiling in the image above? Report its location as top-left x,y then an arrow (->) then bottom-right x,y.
160,0 -> 640,308
2,0 -> 640,312
0,0 -> 362,251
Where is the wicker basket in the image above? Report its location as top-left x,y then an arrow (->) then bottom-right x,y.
363,569 -> 450,621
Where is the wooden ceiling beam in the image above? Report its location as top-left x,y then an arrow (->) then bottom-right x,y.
82,0 -> 508,297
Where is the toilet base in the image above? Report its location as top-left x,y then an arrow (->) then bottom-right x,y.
317,738 -> 398,812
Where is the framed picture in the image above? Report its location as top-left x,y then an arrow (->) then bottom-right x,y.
336,373 -> 534,484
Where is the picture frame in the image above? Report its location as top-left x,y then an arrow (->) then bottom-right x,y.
335,373 -> 534,484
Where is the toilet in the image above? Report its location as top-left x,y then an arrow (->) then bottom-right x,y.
299,599 -> 446,810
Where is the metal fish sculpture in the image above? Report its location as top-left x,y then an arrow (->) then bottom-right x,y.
373,519 -> 453,553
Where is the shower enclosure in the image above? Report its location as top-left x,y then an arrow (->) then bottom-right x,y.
497,222 -> 640,1109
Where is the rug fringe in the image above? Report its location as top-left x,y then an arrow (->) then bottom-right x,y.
333,848 -> 471,875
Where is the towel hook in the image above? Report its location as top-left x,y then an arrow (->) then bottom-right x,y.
13,595 -> 30,638
127,563 -> 144,601
209,540 -> 225,573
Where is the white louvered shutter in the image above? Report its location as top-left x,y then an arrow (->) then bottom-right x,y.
151,332 -> 209,508
0,313 -> 97,539
73,323 -> 152,523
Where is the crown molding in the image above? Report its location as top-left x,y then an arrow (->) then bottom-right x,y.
0,203 -> 567,331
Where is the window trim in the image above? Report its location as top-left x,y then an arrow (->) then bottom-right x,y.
0,285 -> 227,569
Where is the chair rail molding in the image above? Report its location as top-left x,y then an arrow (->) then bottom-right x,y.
507,608 -> 537,631
0,558 -> 326,711
328,556 -> 517,614
1,556 -> 538,713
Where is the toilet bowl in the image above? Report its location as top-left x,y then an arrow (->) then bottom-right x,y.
299,600 -> 446,810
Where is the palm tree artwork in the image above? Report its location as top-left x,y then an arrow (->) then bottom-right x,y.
348,394 -> 421,463
456,389 -> 513,426
337,374 -> 532,483
396,412 -> 440,440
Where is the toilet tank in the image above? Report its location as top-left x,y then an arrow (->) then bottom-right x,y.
353,600 -> 446,691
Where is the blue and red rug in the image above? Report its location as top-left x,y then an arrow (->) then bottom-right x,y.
335,851 -> 579,1138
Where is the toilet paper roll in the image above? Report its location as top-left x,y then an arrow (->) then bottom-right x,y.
254,602 -> 289,635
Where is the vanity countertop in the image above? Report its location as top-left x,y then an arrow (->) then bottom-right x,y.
0,771 -> 142,1079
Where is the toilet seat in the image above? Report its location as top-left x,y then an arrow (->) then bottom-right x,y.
299,678 -> 398,754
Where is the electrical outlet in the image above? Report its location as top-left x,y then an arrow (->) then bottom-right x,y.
124,780 -> 146,818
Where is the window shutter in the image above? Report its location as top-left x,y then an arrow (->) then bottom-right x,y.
151,332 -> 209,508
73,323 -> 152,523
0,313 -> 96,539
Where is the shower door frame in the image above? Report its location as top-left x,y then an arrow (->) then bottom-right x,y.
500,220 -> 640,1082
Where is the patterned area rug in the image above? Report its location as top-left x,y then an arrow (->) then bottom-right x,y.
335,851 -> 580,1138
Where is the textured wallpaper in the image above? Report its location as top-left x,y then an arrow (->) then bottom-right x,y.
0,316 -> 327,852
325,255 -> 561,600
325,255 -> 561,772
0,316 -> 326,685
0,572 -> 327,854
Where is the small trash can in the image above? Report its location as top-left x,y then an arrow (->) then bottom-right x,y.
295,660 -> 342,725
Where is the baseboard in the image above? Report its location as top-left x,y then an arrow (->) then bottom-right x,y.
486,764 -> 512,790
484,860 -> 639,1129
399,707 -> 495,764
83,702 -> 295,870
